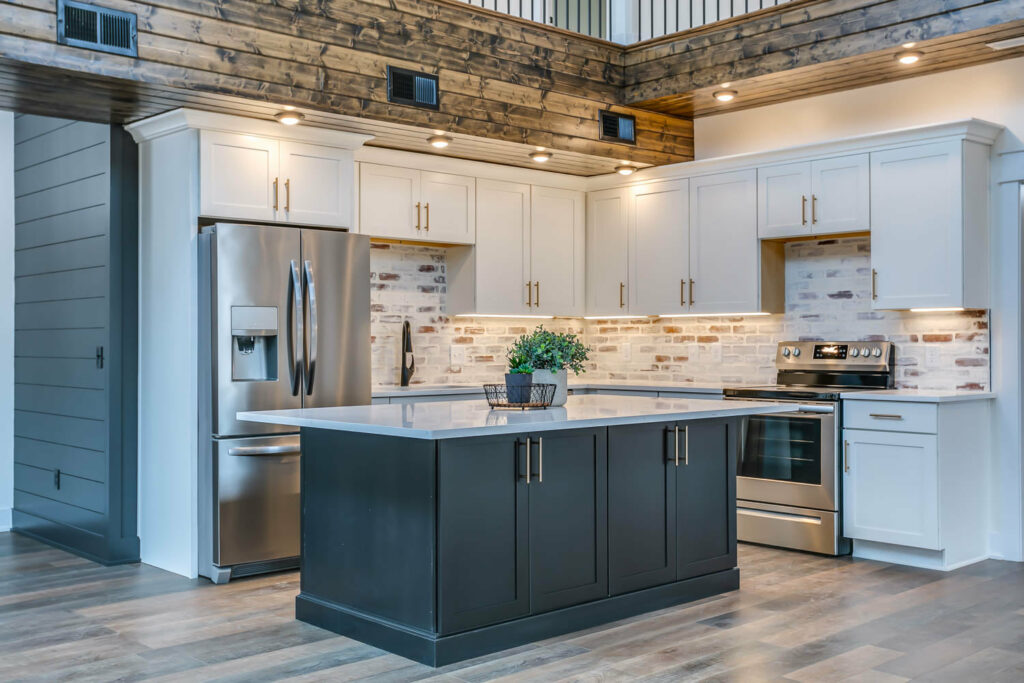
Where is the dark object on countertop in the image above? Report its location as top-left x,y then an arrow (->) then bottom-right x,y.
485,383 -> 555,409
503,372 -> 533,404
401,320 -> 415,386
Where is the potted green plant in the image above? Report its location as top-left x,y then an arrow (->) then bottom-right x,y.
507,326 -> 590,406
504,348 -> 534,404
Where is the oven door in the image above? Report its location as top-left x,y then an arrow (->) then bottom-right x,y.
737,404 -> 837,511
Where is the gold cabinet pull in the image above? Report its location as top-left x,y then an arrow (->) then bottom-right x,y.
620,282 -> 625,308
273,177 -> 279,211
535,281 -> 540,307
415,202 -> 421,231
871,268 -> 878,300
526,281 -> 532,307
811,194 -> 818,224
680,279 -> 685,307
425,202 -> 430,231
285,178 -> 291,212
801,195 -> 807,225
868,413 -> 904,421
844,439 -> 850,473
689,278 -> 695,306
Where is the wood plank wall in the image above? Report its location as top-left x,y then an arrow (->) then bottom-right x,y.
0,0 -> 696,168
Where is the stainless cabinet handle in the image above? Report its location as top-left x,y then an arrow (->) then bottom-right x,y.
425,202 -> 430,231
674,425 -> 679,466
285,178 -> 291,212
871,268 -> 878,300
801,195 -> 807,225
228,445 -> 301,457
684,426 -> 689,466
415,202 -> 421,231
811,194 -> 818,224
273,177 -> 279,211
526,281 -> 532,307
868,413 -> 904,420
524,437 -> 531,484
843,439 -> 850,473
537,437 -> 543,483
303,260 -> 318,395
689,278 -> 695,306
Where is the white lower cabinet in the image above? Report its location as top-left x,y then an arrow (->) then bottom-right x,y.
841,398 -> 991,570
842,429 -> 939,550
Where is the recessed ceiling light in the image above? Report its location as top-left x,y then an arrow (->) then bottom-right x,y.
896,51 -> 923,65
713,89 -> 738,102
615,165 -> 635,176
530,151 -> 552,163
427,134 -> 452,149
275,111 -> 304,125
282,105 -> 296,111
901,41 -> 917,49
987,36 -> 1024,50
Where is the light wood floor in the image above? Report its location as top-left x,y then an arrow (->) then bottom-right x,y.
3,533 -> 1024,682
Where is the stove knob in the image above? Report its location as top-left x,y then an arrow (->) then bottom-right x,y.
792,347 -> 801,357
861,347 -> 871,357
850,348 -> 860,358
872,347 -> 883,358
782,347 -> 791,358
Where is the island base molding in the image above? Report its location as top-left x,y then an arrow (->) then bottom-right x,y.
296,568 -> 740,667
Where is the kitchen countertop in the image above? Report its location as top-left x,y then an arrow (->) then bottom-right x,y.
840,389 -> 996,403
239,395 -> 796,440
371,381 -> 725,398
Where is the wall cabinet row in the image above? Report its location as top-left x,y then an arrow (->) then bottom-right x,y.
359,163 -> 476,244
587,171 -> 783,317
199,131 -> 354,227
448,180 -> 585,316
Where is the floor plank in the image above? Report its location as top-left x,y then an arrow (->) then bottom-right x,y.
1,532 -> 1023,681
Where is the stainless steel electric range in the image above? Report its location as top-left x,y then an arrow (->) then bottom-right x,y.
724,340 -> 895,555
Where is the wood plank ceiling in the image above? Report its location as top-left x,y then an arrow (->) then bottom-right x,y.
0,0 -> 1022,175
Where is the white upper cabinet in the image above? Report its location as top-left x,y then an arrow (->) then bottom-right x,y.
690,170 -> 765,314
810,154 -> 869,234
586,187 -> 630,316
631,179 -> 689,315
758,155 -> 869,239
199,131 -> 353,227
870,140 -> 988,310
278,141 -> 353,227
358,163 -> 475,244
420,172 -> 476,243
758,162 -> 810,239
359,164 -> 421,240
200,131 -> 279,222
531,187 -> 585,316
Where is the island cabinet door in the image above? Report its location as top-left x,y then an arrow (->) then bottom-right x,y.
438,435 -> 529,635
528,428 -> 609,613
608,422 -> 677,595
676,419 -> 737,580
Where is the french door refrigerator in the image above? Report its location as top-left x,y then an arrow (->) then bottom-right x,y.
198,223 -> 369,583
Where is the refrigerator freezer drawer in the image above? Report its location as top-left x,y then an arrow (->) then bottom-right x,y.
214,435 -> 301,567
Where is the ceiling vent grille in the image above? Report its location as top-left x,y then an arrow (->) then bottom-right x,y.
387,66 -> 440,110
57,0 -> 138,57
600,111 -> 637,145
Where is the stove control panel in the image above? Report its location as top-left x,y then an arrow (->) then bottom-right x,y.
776,341 -> 893,368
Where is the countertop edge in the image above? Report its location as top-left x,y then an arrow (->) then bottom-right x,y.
371,383 -> 726,398
840,391 -> 996,403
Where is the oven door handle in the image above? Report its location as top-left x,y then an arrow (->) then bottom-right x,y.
793,405 -> 834,414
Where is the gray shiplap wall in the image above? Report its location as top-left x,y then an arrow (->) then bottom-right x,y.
12,114 -> 138,563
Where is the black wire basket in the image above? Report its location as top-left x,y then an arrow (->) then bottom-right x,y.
483,383 -> 556,409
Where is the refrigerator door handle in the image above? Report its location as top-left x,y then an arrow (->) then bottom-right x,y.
227,445 -> 302,457
287,260 -> 304,396
303,259 -> 318,395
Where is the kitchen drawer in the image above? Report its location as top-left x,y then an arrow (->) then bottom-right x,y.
843,400 -> 937,434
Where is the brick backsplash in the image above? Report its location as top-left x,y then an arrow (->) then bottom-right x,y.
370,237 -> 990,391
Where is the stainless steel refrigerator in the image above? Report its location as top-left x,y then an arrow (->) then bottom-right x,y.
198,223 -> 370,583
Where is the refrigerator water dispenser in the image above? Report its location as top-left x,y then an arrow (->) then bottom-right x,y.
231,306 -> 278,381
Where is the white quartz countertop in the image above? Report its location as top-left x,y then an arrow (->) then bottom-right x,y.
239,395 -> 796,440
371,381 -> 725,398
840,390 -> 995,403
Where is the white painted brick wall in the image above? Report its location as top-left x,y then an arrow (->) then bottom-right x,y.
370,237 -> 989,391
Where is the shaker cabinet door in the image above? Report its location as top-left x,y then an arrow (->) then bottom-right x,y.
631,179 -> 689,315
810,154 -> 869,235
438,435 -> 530,634
586,187 -> 630,316
420,172 -> 475,244
473,179 -> 531,315
200,131 -> 279,221
530,187 -> 585,316
279,141 -> 353,227
608,423 -> 677,595
528,428 -> 608,613
757,162 -> 811,239
677,419 -> 736,580
358,163 -> 420,240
